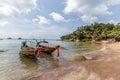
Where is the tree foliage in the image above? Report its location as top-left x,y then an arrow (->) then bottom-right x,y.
61,23 -> 120,41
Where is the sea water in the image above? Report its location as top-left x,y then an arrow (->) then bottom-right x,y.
0,39 -> 102,80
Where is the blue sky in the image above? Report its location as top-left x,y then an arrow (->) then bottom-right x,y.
0,0 -> 120,39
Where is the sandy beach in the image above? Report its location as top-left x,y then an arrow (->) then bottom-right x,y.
28,42 -> 120,80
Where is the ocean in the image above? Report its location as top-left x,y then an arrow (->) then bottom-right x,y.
0,39 -> 102,80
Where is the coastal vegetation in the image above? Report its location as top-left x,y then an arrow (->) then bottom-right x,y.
61,22 -> 120,42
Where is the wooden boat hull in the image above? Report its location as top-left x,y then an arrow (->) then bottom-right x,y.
20,49 -> 34,55
20,45 -> 60,56
39,45 -> 59,54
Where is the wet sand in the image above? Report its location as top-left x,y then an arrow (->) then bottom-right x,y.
28,42 -> 120,80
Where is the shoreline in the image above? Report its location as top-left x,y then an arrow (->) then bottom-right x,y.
27,42 -> 120,80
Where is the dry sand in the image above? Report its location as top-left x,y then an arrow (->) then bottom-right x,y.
28,42 -> 120,80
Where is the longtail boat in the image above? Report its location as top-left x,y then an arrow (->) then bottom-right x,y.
37,45 -> 60,54
19,40 -> 60,57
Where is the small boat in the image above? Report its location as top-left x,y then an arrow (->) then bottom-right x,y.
19,41 -> 35,56
19,40 -> 60,57
7,37 -> 12,39
18,37 -> 22,40
36,40 -> 60,54
37,44 -> 60,54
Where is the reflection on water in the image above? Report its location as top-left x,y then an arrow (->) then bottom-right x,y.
0,40 -> 102,80
19,53 -> 59,70
73,42 -> 102,53
19,54 -> 39,71
39,53 -> 59,68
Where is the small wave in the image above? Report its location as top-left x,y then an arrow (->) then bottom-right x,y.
84,46 -> 107,60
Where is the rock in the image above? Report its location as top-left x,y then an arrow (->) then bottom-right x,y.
68,55 -> 87,61
74,56 -> 87,61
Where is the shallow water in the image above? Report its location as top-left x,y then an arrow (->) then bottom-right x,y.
0,39 -> 102,80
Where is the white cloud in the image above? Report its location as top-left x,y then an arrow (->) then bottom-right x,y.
81,15 -> 98,23
107,0 -> 120,5
108,20 -> 119,25
29,26 -> 72,39
0,0 -> 37,19
63,0 -> 120,23
64,0 -> 111,14
0,25 -> 72,39
49,12 -> 68,22
0,21 -> 9,26
0,31 -> 30,38
32,18 -> 38,22
32,16 -> 50,25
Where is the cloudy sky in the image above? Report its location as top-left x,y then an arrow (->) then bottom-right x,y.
0,0 -> 120,39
